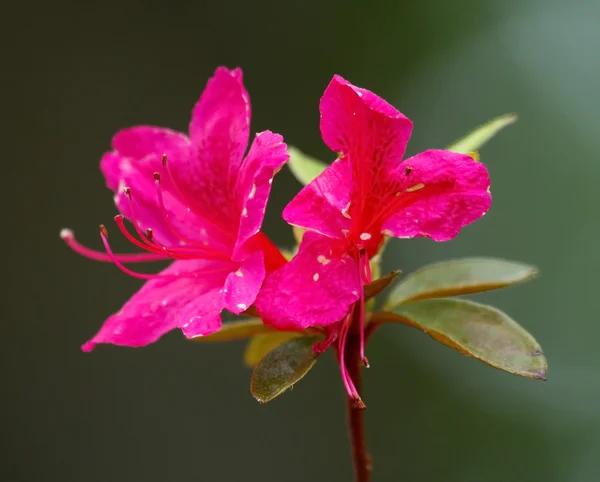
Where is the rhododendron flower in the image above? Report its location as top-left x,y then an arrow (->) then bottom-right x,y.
62,67 -> 288,351
255,75 -> 491,403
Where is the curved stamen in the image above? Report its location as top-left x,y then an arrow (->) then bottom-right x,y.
123,187 -> 163,250
60,228 -> 168,263
358,289 -> 369,368
113,216 -> 227,261
358,249 -> 371,367
100,225 -> 231,280
338,312 -> 364,408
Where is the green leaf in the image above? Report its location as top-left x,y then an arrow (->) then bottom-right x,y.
447,113 -> 517,155
251,336 -> 321,403
244,332 -> 303,367
388,299 -> 547,380
385,257 -> 537,309
287,146 -> 328,185
192,318 -> 273,342
365,270 -> 401,301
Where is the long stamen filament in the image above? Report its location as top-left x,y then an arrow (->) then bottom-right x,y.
338,312 -> 364,408
60,228 -> 167,263
100,225 -> 230,280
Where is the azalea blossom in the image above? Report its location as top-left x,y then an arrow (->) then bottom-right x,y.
62,67 -> 288,351
255,75 -> 491,404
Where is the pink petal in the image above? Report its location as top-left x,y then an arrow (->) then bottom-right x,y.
233,131 -> 289,258
222,250 -> 265,314
319,75 -> 413,198
169,67 -> 250,226
82,259 -> 233,351
255,232 -> 361,331
382,149 -> 492,241
110,153 -> 228,250
102,126 -> 192,190
283,157 -> 352,239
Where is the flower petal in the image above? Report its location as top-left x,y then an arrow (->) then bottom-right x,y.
101,126 -> 191,191
282,158 -> 352,239
82,259 -> 233,351
222,250 -> 265,314
382,150 -> 491,241
110,154 -> 228,250
170,67 -> 250,225
319,75 -> 413,191
233,131 -> 289,258
99,127 -> 226,248
255,232 -> 361,331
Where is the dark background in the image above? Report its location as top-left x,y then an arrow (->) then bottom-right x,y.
5,0 -> 600,481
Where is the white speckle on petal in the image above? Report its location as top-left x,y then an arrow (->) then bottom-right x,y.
237,303 -> 247,310
406,183 -> 425,193
235,269 -> 244,277
317,255 -> 331,265
342,201 -> 352,219
352,290 -> 359,296
313,273 -> 320,282
249,184 -> 257,199
161,300 -> 168,307
242,207 -> 248,217
268,178 -> 273,184
356,91 -> 363,97
341,229 -> 349,236
382,229 -> 394,236
360,232 -> 372,241
223,288 -> 228,293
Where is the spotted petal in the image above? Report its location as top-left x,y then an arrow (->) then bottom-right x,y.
319,75 -> 413,198
168,67 -> 251,226
82,259 -> 234,351
255,232 -> 361,330
283,158 -> 352,239
222,251 -> 265,315
381,150 -> 491,241
233,131 -> 289,258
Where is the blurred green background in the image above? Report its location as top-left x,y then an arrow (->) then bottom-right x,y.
5,0 -> 599,480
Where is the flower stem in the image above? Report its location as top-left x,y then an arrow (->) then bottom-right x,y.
346,321 -> 372,482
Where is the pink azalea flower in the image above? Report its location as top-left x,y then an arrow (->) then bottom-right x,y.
62,67 -> 289,351
255,75 -> 491,404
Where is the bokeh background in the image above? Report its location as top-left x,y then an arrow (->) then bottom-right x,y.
5,0 -> 600,480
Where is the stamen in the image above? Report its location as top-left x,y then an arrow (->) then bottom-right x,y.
60,228 -> 167,263
100,225 -> 230,280
359,286 -> 369,368
123,187 -> 162,249
337,313 -> 364,409
114,215 -> 226,261
359,249 -> 372,285
357,250 -> 370,367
